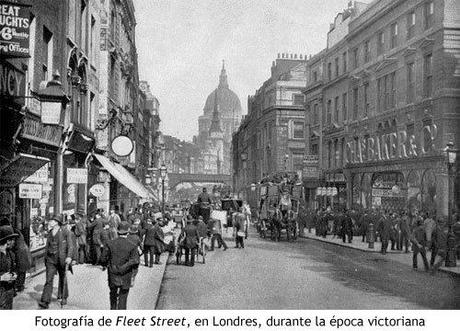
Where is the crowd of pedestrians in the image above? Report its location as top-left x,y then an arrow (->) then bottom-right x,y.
298,206 -> 460,274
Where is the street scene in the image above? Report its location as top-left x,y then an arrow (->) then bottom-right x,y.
1,0 -> 460,313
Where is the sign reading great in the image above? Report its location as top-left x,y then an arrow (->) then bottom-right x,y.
0,2 -> 31,57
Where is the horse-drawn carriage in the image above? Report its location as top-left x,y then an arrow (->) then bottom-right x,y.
257,181 -> 302,242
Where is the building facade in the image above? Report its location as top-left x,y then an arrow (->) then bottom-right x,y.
304,0 -> 460,216
233,54 -> 308,201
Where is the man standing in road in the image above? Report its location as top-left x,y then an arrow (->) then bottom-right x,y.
0,225 -> 18,309
209,217 -> 228,251
38,215 -> 74,309
100,222 -> 140,309
181,216 -> 200,266
233,208 -> 246,248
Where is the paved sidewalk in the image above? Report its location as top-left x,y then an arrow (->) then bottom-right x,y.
14,254 -> 168,310
300,229 -> 460,277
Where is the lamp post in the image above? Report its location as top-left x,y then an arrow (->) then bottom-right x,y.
445,142 -> 457,267
160,164 -> 167,215
33,71 -> 70,215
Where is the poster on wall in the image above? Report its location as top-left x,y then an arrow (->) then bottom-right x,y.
0,2 -> 31,58
67,168 -> 88,184
19,183 -> 42,199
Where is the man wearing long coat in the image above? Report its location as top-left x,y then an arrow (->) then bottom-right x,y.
181,218 -> 200,266
100,222 -> 139,309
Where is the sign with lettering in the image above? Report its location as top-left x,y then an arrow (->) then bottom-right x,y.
302,154 -> 319,179
24,163 -> 49,183
0,60 -> 25,103
67,168 -> 88,184
41,102 -> 62,125
19,183 -> 42,199
345,124 -> 438,165
0,3 -> 31,57
89,183 -> 105,197
21,116 -> 63,146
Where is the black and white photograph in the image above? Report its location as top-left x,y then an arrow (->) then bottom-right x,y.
0,0 -> 459,322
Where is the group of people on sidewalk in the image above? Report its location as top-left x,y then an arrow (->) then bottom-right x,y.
300,206 -> 460,274
1,203 -> 177,310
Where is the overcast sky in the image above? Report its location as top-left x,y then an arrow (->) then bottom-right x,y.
134,0 -> 362,141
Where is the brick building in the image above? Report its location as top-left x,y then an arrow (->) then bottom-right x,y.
233,54 -> 308,201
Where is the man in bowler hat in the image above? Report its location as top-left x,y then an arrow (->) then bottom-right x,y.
100,222 -> 139,309
38,215 -> 74,309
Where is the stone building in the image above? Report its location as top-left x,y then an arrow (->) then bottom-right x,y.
304,0 -> 460,215
195,62 -> 242,175
233,54 -> 308,200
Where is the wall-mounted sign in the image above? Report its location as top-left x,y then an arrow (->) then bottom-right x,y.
21,116 -> 63,146
89,183 -> 105,197
19,183 -> 42,199
111,135 -> 134,157
67,168 -> 88,184
0,2 -> 31,57
302,154 -> 319,179
0,60 -> 25,103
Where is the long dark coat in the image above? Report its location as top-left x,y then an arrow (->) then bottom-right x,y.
44,227 -> 75,267
143,224 -> 164,254
100,237 -> 139,289
12,227 -> 31,272
377,216 -> 392,241
181,223 -> 200,249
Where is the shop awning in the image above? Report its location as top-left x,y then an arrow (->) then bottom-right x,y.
93,153 -> 155,201
0,153 -> 50,187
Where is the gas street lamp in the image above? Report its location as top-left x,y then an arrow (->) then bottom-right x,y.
445,141 -> 457,267
160,164 -> 167,215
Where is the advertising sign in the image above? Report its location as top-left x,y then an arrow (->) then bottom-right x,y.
19,183 -> 42,199
67,168 -> 88,184
24,163 -> 49,183
0,2 -> 31,57
0,60 -> 25,104
302,155 -> 319,179
89,183 -> 105,197
41,102 -> 62,125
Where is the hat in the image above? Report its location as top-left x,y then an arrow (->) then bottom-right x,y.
0,225 -> 18,245
50,215 -> 64,224
117,222 -> 130,235
129,225 -> 138,234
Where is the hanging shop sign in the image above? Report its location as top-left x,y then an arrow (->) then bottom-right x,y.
21,116 -> 63,146
40,102 -> 62,125
67,168 -> 88,184
111,135 -> 134,157
19,183 -> 42,199
0,2 -> 31,58
89,183 -> 105,197
345,124 -> 438,165
24,163 -> 49,183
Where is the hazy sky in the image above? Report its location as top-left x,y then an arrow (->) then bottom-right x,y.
134,0 -> 359,141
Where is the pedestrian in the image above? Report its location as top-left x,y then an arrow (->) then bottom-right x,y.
95,219 -> 112,269
73,212 -> 87,264
127,224 -> 142,287
108,207 -> 121,239
409,218 -> 430,271
233,207 -> 246,248
87,211 -> 103,265
342,210 -> 354,244
209,217 -> 228,251
399,211 -> 411,253
430,217 -> 448,274
377,212 -> 392,255
151,218 -> 165,265
181,216 -> 200,266
38,215 -> 74,309
0,217 -> 30,293
100,222 -> 139,309
0,225 -> 18,309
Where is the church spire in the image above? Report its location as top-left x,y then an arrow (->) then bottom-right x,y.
218,60 -> 228,89
209,89 -> 223,134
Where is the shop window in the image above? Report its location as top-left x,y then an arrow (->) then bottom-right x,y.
342,92 -> 348,121
311,143 -> 319,155
335,57 -> 339,77
342,52 -> 347,73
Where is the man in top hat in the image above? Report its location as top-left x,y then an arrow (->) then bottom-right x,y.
39,215 -> 74,309
0,225 -> 18,309
100,222 -> 139,309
